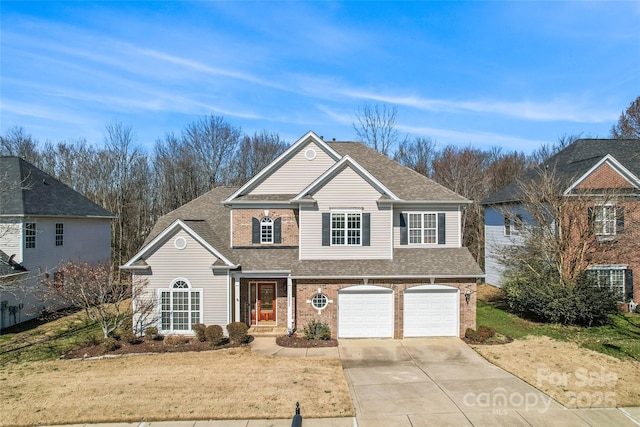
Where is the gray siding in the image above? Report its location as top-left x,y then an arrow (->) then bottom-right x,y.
484,205 -> 527,287
393,205 -> 461,248
141,228 -> 229,332
251,141 -> 336,195
299,167 -> 392,260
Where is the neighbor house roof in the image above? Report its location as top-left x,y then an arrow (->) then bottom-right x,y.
0,157 -> 113,218
482,139 -> 640,205
0,249 -> 28,279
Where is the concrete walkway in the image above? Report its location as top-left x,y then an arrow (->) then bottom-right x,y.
41,337 -> 640,427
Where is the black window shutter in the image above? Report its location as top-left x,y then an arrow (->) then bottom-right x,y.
399,213 -> 408,245
625,269 -> 633,301
252,218 -> 260,243
437,213 -> 446,245
362,213 -> 370,246
274,217 -> 282,244
617,207 -> 625,234
322,213 -> 330,246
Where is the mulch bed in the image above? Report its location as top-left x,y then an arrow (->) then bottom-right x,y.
63,337 -> 243,359
275,333 -> 338,348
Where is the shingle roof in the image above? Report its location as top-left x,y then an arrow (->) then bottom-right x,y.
328,142 -> 468,201
141,186 -> 483,278
482,139 -> 640,205
0,249 -> 28,279
0,157 -> 113,218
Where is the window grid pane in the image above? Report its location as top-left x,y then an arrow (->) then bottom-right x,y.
25,223 -> 36,249
261,217 -> 273,243
332,213 -> 345,245
55,223 -> 64,246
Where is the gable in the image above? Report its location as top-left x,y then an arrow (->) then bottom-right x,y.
573,159 -> 638,191
225,131 -> 341,201
250,139 -> 337,195
313,165 -> 384,205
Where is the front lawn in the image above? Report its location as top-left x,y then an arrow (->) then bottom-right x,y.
472,284 -> 640,407
476,292 -> 640,360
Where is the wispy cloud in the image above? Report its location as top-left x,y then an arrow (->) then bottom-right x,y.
338,89 -> 618,123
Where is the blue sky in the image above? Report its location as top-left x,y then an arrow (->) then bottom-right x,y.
1,1 -> 639,153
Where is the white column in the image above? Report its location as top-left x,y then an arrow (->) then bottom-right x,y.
234,274 -> 241,322
287,275 -> 293,331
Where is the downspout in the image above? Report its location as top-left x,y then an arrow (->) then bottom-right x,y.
287,275 -> 293,332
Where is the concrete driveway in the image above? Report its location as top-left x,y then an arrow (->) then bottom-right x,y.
339,338 -> 638,427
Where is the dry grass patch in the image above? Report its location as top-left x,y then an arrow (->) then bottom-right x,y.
473,336 -> 640,408
0,347 -> 354,426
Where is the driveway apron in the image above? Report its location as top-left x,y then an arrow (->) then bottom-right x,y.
338,337 -> 638,427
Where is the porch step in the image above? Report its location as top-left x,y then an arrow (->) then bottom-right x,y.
248,326 -> 288,336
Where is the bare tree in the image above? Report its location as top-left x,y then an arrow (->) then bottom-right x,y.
393,136 -> 436,177
611,96 -> 640,139
42,262 -> 153,338
183,115 -> 241,189
227,130 -> 287,185
353,104 -> 406,156
497,166 -> 639,284
0,126 -> 41,166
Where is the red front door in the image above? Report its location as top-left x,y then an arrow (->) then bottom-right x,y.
250,282 -> 276,325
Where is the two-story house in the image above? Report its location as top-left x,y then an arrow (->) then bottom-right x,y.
122,132 -> 483,338
0,156 -> 113,329
483,139 -> 638,306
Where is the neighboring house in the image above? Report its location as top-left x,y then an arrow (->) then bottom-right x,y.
0,157 -> 113,329
122,131 -> 483,339
483,139 -> 639,305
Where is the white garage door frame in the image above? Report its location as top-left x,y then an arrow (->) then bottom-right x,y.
403,284 -> 459,337
338,285 -> 394,338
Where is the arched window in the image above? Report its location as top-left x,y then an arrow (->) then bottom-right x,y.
160,278 -> 202,332
261,217 -> 273,243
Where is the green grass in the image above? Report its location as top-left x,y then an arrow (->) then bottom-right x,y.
477,300 -> 640,360
0,311 -> 102,365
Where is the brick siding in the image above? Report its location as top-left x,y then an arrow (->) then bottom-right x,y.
232,208 -> 299,247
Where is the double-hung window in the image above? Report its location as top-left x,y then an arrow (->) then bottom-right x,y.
25,222 -> 36,249
55,223 -> 64,247
408,213 -> 437,244
160,279 -> 202,332
331,212 -> 361,246
589,266 -> 628,301
594,205 -> 616,235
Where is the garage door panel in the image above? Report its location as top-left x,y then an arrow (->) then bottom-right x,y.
404,289 -> 458,337
339,288 -> 393,338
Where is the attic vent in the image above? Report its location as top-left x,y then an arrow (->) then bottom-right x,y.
174,237 -> 187,250
304,148 -> 317,160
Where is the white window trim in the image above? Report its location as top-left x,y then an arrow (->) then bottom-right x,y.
330,210 -> 362,246
587,265 -> 627,301
594,203 -> 617,236
25,222 -> 36,249
158,278 -> 203,334
406,212 -> 437,245
260,216 -> 274,244
504,214 -> 523,237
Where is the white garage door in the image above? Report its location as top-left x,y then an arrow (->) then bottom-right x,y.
404,285 -> 458,337
338,285 -> 394,338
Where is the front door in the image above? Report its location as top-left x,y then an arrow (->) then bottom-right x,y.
250,282 -> 277,325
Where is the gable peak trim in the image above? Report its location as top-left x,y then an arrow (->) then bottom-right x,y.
224,131 -> 342,203
563,154 -> 640,195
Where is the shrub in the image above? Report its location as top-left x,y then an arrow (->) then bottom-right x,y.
465,328 -> 479,342
227,322 -> 249,344
192,323 -> 207,342
303,319 -> 331,340
503,270 -> 618,327
119,329 -> 139,344
163,335 -> 190,346
144,326 -> 161,340
205,325 -> 224,345
101,337 -> 119,352
476,325 -> 496,340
